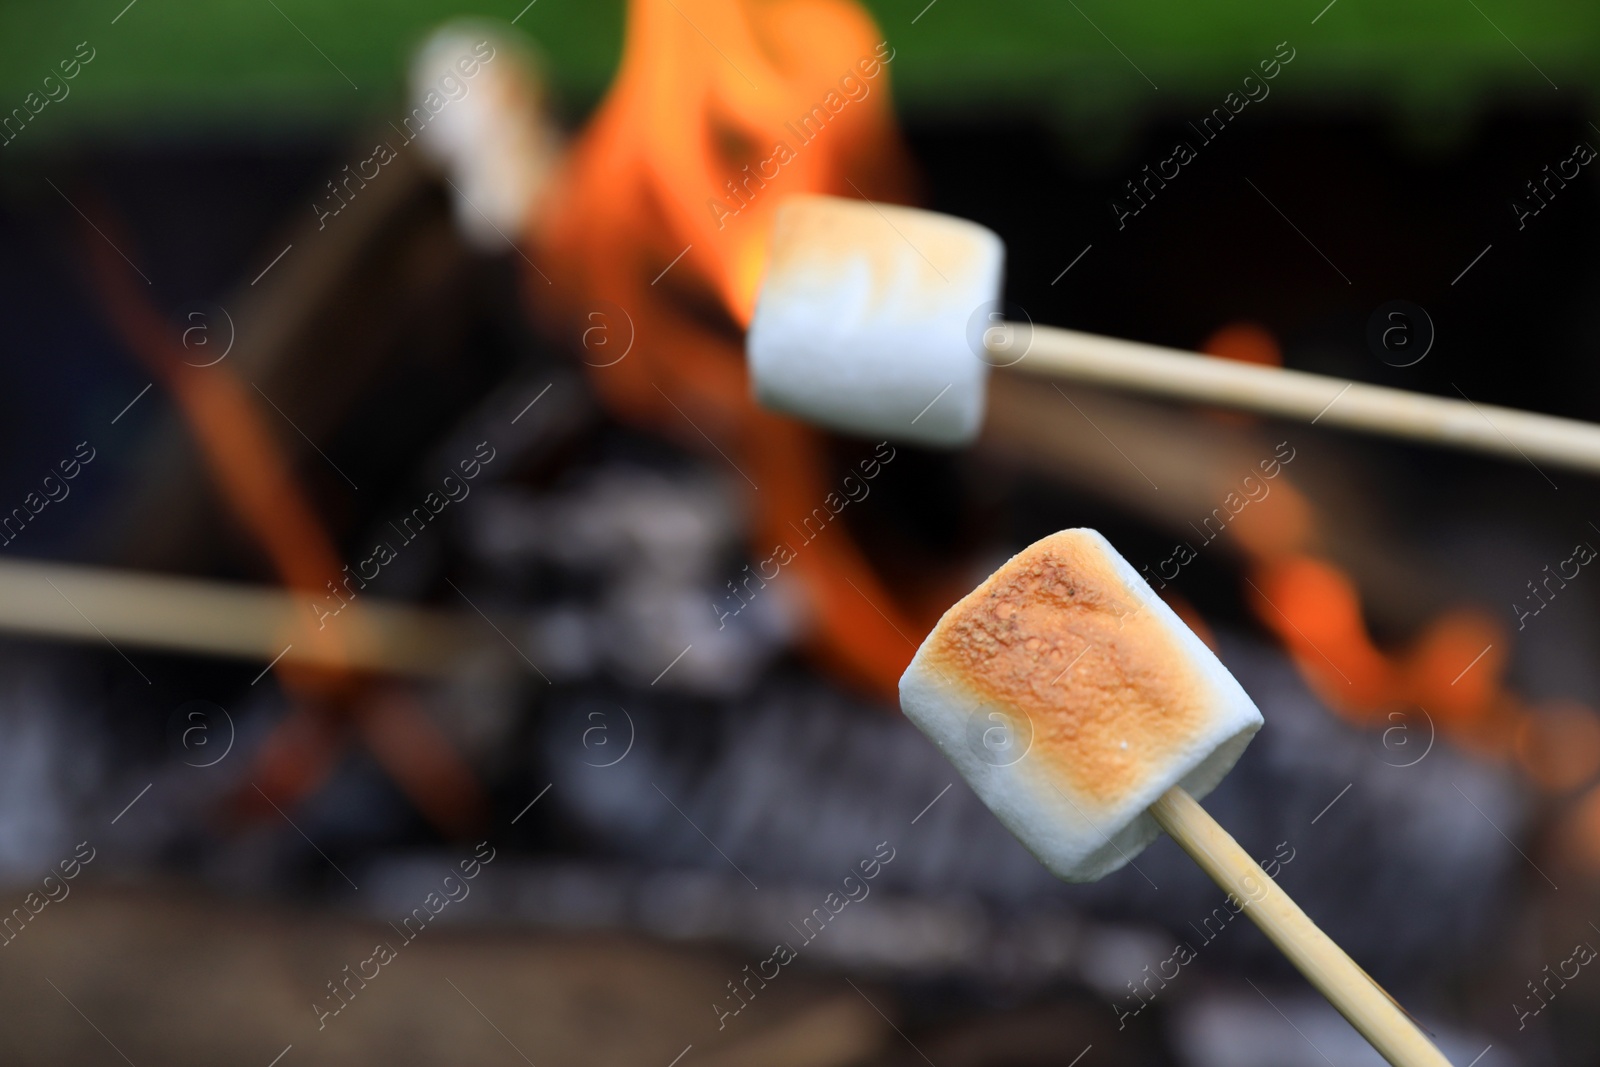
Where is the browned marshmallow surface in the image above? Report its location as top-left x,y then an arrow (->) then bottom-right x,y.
920,532 -> 1213,807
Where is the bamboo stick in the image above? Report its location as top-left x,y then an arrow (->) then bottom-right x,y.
1149,786 -> 1451,1067
1008,326 -> 1600,476
0,558 -> 479,677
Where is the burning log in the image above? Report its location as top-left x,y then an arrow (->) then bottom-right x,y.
76,191 -> 490,836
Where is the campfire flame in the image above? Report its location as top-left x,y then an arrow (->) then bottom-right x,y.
542,0 -> 910,327
535,0 -> 933,697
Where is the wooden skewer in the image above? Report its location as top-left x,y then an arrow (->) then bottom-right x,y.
1001,325 -> 1600,476
0,558 -> 481,678
1149,786 -> 1450,1067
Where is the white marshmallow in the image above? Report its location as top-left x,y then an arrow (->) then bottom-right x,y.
747,195 -> 1003,448
899,529 -> 1262,882
410,22 -> 562,253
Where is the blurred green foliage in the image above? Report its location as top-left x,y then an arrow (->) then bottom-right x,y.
0,0 -> 1594,152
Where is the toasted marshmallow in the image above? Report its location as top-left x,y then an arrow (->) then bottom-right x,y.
747,195 -> 1003,448
899,529 -> 1263,882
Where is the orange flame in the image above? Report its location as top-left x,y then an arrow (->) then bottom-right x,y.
536,0 -> 935,697
1203,324 -> 1600,876
1202,323 -> 1595,785
544,0 -> 909,327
